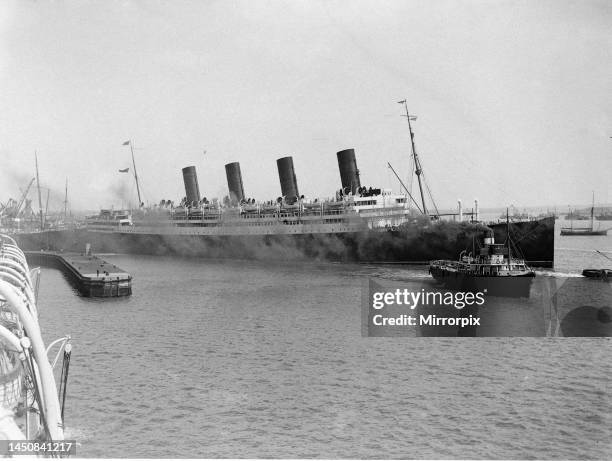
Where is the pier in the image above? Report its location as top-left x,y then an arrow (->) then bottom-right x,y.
24,251 -> 132,297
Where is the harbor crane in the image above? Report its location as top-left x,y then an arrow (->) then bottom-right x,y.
1,178 -> 36,218
16,178 -> 36,216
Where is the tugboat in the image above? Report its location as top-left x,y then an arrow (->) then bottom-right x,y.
582,250 -> 612,280
582,269 -> 611,280
429,217 -> 536,297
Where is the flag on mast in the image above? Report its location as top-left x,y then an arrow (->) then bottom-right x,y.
122,140 -> 130,146
119,168 -> 130,173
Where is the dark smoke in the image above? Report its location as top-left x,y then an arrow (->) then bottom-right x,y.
109,180 -> 132,205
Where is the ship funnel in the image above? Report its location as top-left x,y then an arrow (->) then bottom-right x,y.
225,162 -> 245,205
336,148 -> 361,195
182,166 -> 201,205
276,156 -> 299,204
458,199 -> 463,222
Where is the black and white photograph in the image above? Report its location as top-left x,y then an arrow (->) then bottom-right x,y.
0,0 -> 610,458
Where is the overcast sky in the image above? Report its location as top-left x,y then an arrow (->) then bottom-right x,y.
1,0 -> 610,212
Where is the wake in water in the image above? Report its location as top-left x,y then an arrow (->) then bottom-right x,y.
535,270 -> 585,278
556,247 -> 612,253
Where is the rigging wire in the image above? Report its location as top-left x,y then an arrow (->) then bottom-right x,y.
510,221 -> 546,247
421,172 -> 439,216
387,163 -> 423,213
407,150 -> 415,197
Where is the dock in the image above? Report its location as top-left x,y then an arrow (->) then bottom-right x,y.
24,251 -> 132,297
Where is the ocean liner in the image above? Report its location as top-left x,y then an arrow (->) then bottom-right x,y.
82,102 -> 430,254
87,150 -> 414,236
74,149 -> 554,264
10,103 -> 556,265
76,145 -> 431,260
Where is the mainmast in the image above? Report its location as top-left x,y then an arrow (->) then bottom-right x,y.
64,178 -> 68,218
398,100 -> 427,215
44,188 -> 50,224
506,207 -> 512,262
123,140 -> 142,207
35,152 -> 44,230
591,191 -> 595,231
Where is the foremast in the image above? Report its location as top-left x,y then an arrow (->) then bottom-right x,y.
123,140 -> 143,208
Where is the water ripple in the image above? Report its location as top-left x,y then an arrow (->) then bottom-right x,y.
34,253 -> 612,459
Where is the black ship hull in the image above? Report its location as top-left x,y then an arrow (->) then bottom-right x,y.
560,229 -> 607,236
582,269 -> 612,280
489,217 -> 554,267
12,216 -> 555,265
429,266 -> 535,298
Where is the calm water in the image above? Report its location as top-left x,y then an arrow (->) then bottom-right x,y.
36,222 -> 611,458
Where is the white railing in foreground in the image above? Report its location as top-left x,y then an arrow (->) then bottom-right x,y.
0,234 -> 68,442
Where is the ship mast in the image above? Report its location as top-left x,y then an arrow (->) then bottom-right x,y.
64,178 -> 68,218
35,151 -> 44,230
398,100 -> 427,215
44,188 -> 50,224
124,140 -> 143,207
590,191 -> 595,231
506,208 -> 512,262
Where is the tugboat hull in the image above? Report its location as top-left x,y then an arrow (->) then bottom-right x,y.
560,229 -> 607,236
429,266 -> 535,298
582,269 -> 612,280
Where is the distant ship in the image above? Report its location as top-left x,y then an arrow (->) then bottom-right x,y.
561,193 -> 609,236
429,224 -> 536,297
595,210 -> 612,221
498,206 -> 529,221
564,210 -> 589,221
